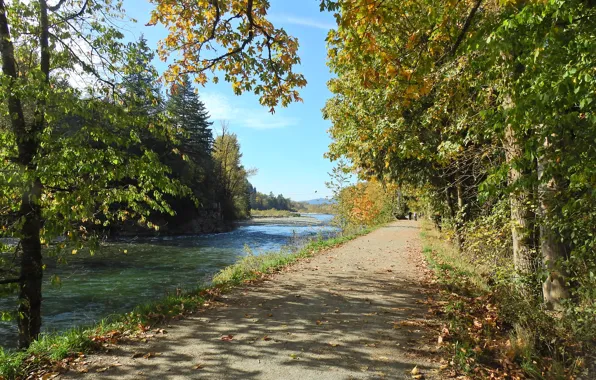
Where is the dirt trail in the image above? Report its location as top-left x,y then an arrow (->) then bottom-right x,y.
66,220 -> 439,379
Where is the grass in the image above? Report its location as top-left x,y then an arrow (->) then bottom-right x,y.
420,221 -> 590,379
420,223 -> 530,378
0,226 -> 377,379
250,209 -> 301,218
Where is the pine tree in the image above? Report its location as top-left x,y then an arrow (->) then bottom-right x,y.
167,74 -> 213,162
121,35 -> 163,116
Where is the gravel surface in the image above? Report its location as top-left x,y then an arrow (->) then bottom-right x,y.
64,220 -> 440,379
236,216 -> 324,226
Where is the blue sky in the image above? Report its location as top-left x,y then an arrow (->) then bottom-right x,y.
122,1 -> 338,201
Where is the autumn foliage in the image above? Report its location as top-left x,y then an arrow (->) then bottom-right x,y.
338,181 -> 397,228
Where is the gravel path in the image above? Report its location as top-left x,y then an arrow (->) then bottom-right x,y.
65,220 -> 439,379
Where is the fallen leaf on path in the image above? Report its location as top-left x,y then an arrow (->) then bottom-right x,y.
96,367 -> 109,373
194,364 -> 204,370
328,342 -> 340,347
263,335 -> 272,341
40,373 -> 60,380
143,352 -> 160,359
411,366 -> 420,375
221,334 -> 234,341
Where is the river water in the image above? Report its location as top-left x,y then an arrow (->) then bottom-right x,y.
0,214 -> 337,349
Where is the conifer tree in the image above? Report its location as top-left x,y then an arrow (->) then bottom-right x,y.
166,74 -> 213,162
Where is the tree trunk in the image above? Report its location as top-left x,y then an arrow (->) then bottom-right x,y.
446,184 -> 463,251
17,180 -> 43,348
505,125 -> 536,276
0,0 -> 49,348
537,137 -> 569,310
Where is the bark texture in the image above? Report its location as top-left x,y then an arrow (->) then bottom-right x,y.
0,0 -> 48,348
537,137 -> 569,310
504,125 -> 536,276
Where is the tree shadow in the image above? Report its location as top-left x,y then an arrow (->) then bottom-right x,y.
70,282 -> 438,378
64,222 -> 439,379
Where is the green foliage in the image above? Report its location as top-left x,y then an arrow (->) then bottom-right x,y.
212,126 -> 253,220
322,0 -> 596,373
249,187 -> 297,212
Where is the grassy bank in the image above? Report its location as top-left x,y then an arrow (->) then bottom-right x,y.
250,209 -> 301,218
0,226 -> 376,379
420,222 -> 592,379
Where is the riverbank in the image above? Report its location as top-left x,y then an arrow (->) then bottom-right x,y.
238,215 -> 325,226
53,221 -> 437,379
0,224 -> 371,379
1,215 -> 339,350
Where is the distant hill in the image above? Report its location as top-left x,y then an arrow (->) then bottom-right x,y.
302,198 -> 335,205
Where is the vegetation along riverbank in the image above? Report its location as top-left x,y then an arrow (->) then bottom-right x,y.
1,0 -> 595,379
0,225 -> 376,379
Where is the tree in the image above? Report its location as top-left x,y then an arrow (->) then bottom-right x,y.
149,0 -> 307,111
320,0 -> 596,312
167,74 -> 213,165
121,35 -> 164,117
0,0 -> 186,348
212,123 -> 254,220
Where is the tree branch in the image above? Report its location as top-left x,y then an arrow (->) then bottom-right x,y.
0,277 -> 21,285
48,0 -> 67,12
436,0 -> 483,65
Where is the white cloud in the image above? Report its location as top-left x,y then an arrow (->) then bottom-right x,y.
201,93 -> 298,130
284,16 -> 335,30
269,14 -> 335,31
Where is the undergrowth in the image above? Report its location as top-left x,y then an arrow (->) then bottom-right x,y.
421,223 -> 593,379
0,226 -> 375,379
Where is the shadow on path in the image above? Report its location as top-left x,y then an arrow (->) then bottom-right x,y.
65,221 -> 439,380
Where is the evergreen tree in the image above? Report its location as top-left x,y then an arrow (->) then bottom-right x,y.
167,74 -> 213,161
121,36 -> 163,116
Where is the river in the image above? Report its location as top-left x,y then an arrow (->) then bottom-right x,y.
0,214 -> 337,349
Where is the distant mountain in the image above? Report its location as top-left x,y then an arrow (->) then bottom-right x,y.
302,198 -> 335,205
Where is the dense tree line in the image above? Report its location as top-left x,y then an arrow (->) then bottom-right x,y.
248,188 -> 297,211
319,0 -> 596,373
322,0 -> 595,308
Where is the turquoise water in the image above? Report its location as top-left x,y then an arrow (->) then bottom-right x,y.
0,214 -> 336,348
